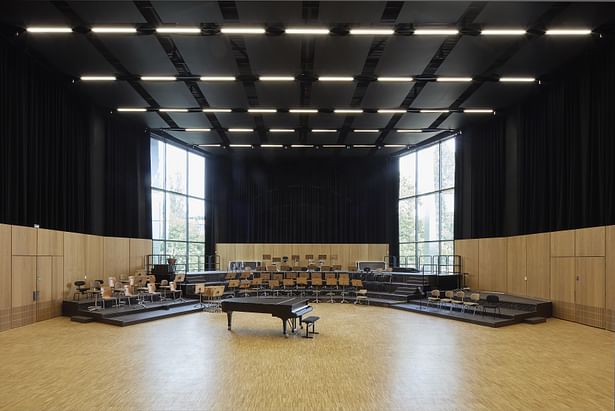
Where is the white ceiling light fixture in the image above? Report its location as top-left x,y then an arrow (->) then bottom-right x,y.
80,76 -> 116,81
261,144 -> 284,148
285,27 -> 330,35
159,108 -> 188,112
354,129 -> 379,133
311,129 -> 337,133
384,144 -> 407,148
229,144 -> 252,148
259,76 -> 295,81
248,108 -> 277,113
228,128 -> 253,132
220,27 -> 266,34
202,108 -> 232,113
396,129 -> 423,133
499,77 -> 536,82
141,76 -> 177,81
323,145 -> 346,148
156,27 -> 201,34
198,144 -> 221,147
414,29 -> 459,35
185,128 -> 211,132
354,144 -> 376,148
269,129 -> 295,132
437,77 -> 472,82
91,27 -> 137,33
200,76 -> 236,81
289,109 -> 318,113
350,28 -> 395,35
420,109 -> 450,113
481,29 -> 527,35
464,109 -> 495,114
26,27 -> 72,33
377,77 -> 414,82
377,109 -> 407,113
291,144 -> 314,148
117,108 -> 147,112
334,109 -> 363,114
318,76 -> 354,82
545,29 -> 592,35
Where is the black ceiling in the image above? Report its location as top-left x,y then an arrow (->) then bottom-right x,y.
2,1 -> 614,157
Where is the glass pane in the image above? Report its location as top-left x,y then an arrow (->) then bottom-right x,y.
440,138 -> 455,189
188,198 -> 205,242
166,193 -> 186,241
166,144 -> 187,194
440,241 -> 454,256
399,243 -> 416,268
188,152 -> 205,199
189,243 -> 205,272
440,189 -> 454,240
398,198 -> 415,243
417,193 -> 439,241
153,240 -> 165,256
417,242 -> 440,257
417,145 -> 439,194
151,189 -> 165,240
150,139 -> 165,189
399,152 -> 416,198
166,242 -> 187,269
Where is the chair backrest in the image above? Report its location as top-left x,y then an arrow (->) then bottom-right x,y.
298,272 -> 309,278
280,265 -> 292,272
212,286 -> 225,297
486,295 -> 499,303
269,280 -> 280,289
325,272 -> 336,280
296,277 -> 308,286
311,272 -> 322,280
445,290 -> 454,298
332,265 -> 342,271
351,279 -> 363,287
252,277 -> 263,286
128,276 -> 135,286
358,289 -> 368,296
147,275 -> 156,284
311,277 -> 323,286
283,279 -> 295,287
326,278 -> 337,286
124,284 -> 134,297
320,265 -> 331,271
339,272 -> 350,279
266,265 -> 277,271
170,282 -> 178,291
228,279 -> 240,288
431,289 -> 440,297
161,280 -> 169,286
147,283 -> 156,293
307,264 -> 318,271
108,277 -> 116,287
260,272 -> 271,280
471,293 -> 480,302
194,283 -> 206,295
225,272 -> 236,280
101,287 -> 113,298
286,271 -> 297,279
174,273 -> 186,283
339,277 -> 350,286
239,280 -> 251,289
114,280 -> 124,290
240,271 -> 251,279
273,273 -> 284,281
455,291 -> 465,300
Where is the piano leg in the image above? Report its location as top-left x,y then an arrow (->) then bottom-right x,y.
283,319 -> 288,337
226,311 -> 233,330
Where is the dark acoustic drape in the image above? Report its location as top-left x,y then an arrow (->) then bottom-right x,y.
209,155 -> 398,245
0,38 -> 151,239
455,38 -> 615,239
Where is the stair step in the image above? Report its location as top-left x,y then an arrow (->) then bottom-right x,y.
524,316 -> 546,324
71,315 -> 95,323
100,304 -> 203,326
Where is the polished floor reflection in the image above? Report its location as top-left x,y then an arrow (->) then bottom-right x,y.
0,304 -> 612,411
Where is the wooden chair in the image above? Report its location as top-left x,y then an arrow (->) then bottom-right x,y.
325,277 -> 338,303
332,265 -> 342,271
260,272 -> 271,282
324,272 -> 337,280
238,280 -> 252,297
282,278 -> 296,296
268,279 -> 280,296
427,290 -> 441,308
225,272 -> 237,281
251,277 -> 263,296
266,265 -> 278,272
463,293 -> 480,315
143,283 -> 160,303
273,273 -> 284,281
227,279 -> 240,296
355,289 -> 369,305
285,271 -> 297,279
296,276 -> 308,296
240,271 -> 252,280
440,290 -> 454,309
320,265 -> 331,272
451,291 -> 465,312
169,281 -> 183,301
100,286 -> 119,309
338,275 -> 350,303
310,276 -> 323,303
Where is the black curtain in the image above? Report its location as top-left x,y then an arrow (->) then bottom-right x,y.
0,37 -> 151,238
455,38 -> 615,239
209,155 -> 398,245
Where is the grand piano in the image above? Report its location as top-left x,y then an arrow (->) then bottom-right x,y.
221,297 -> 313,337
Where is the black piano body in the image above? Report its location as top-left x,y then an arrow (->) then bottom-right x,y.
221,297 -> 313,336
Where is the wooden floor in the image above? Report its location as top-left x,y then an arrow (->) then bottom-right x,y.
0,304 -> 612,411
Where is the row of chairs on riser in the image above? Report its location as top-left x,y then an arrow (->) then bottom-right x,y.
427,291 -> 502,316
225,272 -> 357,281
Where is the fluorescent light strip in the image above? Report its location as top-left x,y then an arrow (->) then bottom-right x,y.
285,28 -> 330,35
203,108 -> 232,113
259,76 -> 295,81
141,76 -> 176,81
334,109 -> 363,114
261,144 -> 283,148
221,27 -> 266,34
323,145 -> 346,148
117,108 -> 147,112
545,29 -> 591,35
269,129 -> 295,133
414,29 -> 459,35
420,109 -> 449,113
437,77 -> 472,82
248,108 -> 277,113
198,144 -> 221,147
354,145 -> 376,148
80,76 -> 116,81
481,29 -> 527,35
159,108 -> 188,112
464,109 -> 494,113
377,77 -> 413,82
185,128 -> 211,132
384,144 -> 407,148
91,27 -> 137,33
156,27 -> 201,34
378,109 -> 407,114
289,109 -> 318,113
311,129 -> 337,133
26,27 -> 72,33
397,129 -> 423,133
228,128 -> 253,132
291,144 -> 314,148
229,144 -> 252,148
499,77 -> 536,82
354,129 -> 379,133
200,76 -> 236,81
319,76 -> 354,82
350,29 -> 395,35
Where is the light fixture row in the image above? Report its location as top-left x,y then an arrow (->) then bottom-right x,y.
175,128 -> 439,133
197,144 -> 413,149
118,107 -> 494,114
26,26 -> 594,36
80,74 -> 537,83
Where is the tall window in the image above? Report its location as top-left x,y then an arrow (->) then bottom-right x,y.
151,138 -> 206,272
399,137 -> 455,268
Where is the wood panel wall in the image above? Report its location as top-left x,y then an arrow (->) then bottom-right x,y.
456,225 -> 614,331
0,223 -> 152,333
216,244 -> 389,271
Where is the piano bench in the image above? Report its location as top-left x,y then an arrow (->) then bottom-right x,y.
302,316 -> 320,339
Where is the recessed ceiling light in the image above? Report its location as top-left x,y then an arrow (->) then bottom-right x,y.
156,27 -> 201,34
269,129 -> 295,132
420,109 -> 450,113
414,29 -> 459,35
117,108 -> 147,112
311,129 -> 337,133
259,76 -> 295,81
323,145 -> 346,148
354,129 -> 379,133
228,128 -> 253,132
377,77 -> 414,82
202,108 -> 232,113
289,109 -> 318,113
141,76 -> 177,81
318,76 -> 354,82
229,144 -> 252,147
91,27 -> 137,33
220,27 -> 266,34
545,29 -> 592,35
80,76 -> 116,81
464,109 -> 494,113
248,108 -> 277,113
26,27 -> 72,33
437,77 -> 472,82
481,29 -> 527,35
200,76 -> 236,81
185,128 -> 211,132
350,28 -> 395,35
285,28 -> 330,35
499,77 -> 536,82
291,144 -> 314,148
159,108 -> 188,112
334,109 -> 363,114
377,109 -> 407,113
198,144 -> 221,147
396,129 -> 423,133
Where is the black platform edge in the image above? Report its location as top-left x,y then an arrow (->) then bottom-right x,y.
98,305 -> 205,327
71,315 -> 95,323
390,303 -> 522,328
524,316 -> 547,324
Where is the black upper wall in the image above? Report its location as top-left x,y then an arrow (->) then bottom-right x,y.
209,155 -> 399,246
0,37 -> 151,238
455,38 -> 615,239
